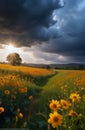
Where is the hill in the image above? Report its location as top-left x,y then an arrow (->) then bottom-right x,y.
23,63 -> 85,70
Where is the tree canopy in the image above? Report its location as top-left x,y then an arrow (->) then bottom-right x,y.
7,52 -> 22,65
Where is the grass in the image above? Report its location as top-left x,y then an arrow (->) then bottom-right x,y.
35,70 -> 85,130
0,64 -> 85,129
37,70 -> 85,109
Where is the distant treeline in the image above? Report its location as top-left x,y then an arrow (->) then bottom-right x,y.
0,62 -> 85,70
43,65 -> 85,70
23,63 -> 85,70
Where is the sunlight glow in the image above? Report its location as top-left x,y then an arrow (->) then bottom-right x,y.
6,44 -> 19,53
0,44 -> 24,62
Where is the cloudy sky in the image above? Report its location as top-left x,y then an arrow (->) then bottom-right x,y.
0,0 -> 85,64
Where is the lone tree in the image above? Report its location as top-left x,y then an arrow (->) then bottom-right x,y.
7,52 -> 22,65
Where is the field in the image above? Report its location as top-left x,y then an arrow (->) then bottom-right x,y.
0,64 -> 85,130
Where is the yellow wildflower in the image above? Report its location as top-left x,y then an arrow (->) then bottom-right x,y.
29,95 -> 33,100
0,107 -> 4,114
19,87 -> 27,93
61,99 -> 71,110
49,99 -> 61,111
70,93 -> 81,102
69,110 -> 77,116
18,113 -> 23,119
48,112 -> 63,128
4,90 -> 10,95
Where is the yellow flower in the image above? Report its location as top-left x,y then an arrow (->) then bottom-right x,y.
48,112 -> 63,128
49,99 -> 61,111
0,107 -> 4,114
4,90 -> 10,95
70,93 -> 81,102
29,95 -> 33,100
18,113 -> 23,119
19,87 -> 27,93
61,99 -> 71,110
23,87 -> 27,93
69,110 -> 77,116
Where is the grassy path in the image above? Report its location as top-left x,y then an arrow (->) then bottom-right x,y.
35,70 -> 84,111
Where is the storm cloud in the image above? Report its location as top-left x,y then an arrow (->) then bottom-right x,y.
0,0 -> 62,46
37,0 -> 85,63
0,0 -> 85,63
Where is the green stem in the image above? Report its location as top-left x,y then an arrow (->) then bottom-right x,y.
56,126 -> 59,130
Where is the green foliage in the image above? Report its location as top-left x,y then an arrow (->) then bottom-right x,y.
7,52 -> 22,65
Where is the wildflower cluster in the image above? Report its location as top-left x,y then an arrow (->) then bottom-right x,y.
0,63 -> 53,76
48,93 -> 84,129
0,73 -> 33,128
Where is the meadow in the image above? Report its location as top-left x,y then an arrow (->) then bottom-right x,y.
0,64 -> 85,130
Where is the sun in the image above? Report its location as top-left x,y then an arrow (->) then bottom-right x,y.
6,44 -> 18,53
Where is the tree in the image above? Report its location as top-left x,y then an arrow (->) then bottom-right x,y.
7,52 -> 22,65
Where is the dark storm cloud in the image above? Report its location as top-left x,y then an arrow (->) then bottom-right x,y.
0,0 -> 85,63
39,0 -> 85,63
0,0 -> 62,46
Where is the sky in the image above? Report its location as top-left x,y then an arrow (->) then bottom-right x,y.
0,0 -> 85,64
